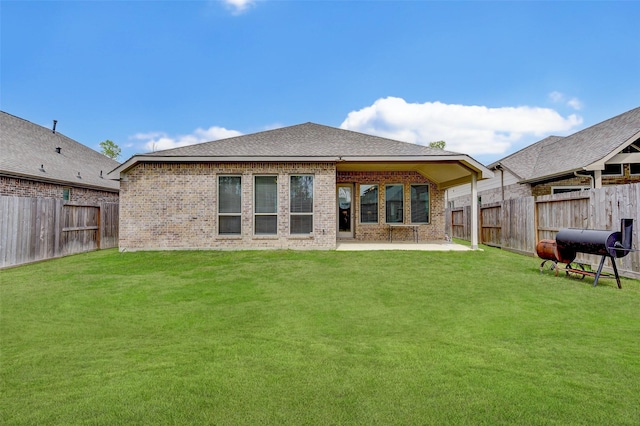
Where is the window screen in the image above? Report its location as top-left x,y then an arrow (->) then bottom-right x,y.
218,176 -> 241,235
255,176 -> 277,234
360,184 -> 378,223
411,185 -> 430,223
290,175 -> 313,234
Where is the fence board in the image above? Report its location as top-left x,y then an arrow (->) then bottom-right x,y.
480,203 -> 501,247
101,202 -> 119,249
0,196 -> 119,268
446,182 -> 640,279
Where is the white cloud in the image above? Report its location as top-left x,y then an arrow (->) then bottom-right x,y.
340,97 -> 583,157
132,126 -> 243,152
567,97 -> 583,110
549,91 -> 583,111
222,0 -> 256,14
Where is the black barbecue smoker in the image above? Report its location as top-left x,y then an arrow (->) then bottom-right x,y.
548,218 -> 634,288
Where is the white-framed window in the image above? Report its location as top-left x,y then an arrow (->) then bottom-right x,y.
290,175 -> 313,234
551,186 -> 590,194
254,175 -> 278,235
630,163 -> 640,176
218,176 -> 242,235
359,184 -> 378,224
410,184 -> 430,223
385,184 -> 403,223
602,163 -> 623,176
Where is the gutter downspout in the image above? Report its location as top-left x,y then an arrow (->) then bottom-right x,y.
574,170 -> 595,189
497,165 -> 504,201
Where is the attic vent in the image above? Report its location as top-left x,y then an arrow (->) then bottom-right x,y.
55,147 -> 61,154
77,172 -> 82,179
53,120 -> 57,134
39,164 -> 45,172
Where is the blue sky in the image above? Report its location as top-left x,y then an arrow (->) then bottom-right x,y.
2,0 -> 639,165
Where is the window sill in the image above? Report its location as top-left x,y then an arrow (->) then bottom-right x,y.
288,235 -> 314,240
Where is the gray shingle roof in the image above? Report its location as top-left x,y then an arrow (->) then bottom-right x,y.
494,107 -> 640,182
497,136 -> 565,179
0,111 -> 120,191
143,122 -> 461,158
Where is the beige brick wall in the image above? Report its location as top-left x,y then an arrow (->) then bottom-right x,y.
119,162 -> 337,251
337,171 -> 446,242
0,175 -> 119,204
531,176 -> 592,197
531,166 -> 640,196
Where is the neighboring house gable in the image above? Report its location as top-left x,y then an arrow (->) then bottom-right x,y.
515,107 -> 640,188
447,106 -> 640,206
110,123 -> 492,251
0,111 -> 120,203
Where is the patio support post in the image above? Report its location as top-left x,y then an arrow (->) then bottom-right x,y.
594,170 -> 602,189
470,172 -> 479,249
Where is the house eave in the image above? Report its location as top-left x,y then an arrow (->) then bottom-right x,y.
519,169 -> 583,185
108,155 -> 342,178
0,171 -> 120,193
108,154 -> 493,182
583,129 -> 640,171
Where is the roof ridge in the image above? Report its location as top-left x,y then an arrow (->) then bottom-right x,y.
147,122 -> 462,157
572,106 -> 640,136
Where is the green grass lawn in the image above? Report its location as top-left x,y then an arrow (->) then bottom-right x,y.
2,246 -> 640,425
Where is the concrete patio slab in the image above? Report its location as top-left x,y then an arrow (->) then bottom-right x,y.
335,241 -> 472,251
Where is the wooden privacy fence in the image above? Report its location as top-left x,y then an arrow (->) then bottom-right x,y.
0,196 -> 119,268
445,182 -> 640,279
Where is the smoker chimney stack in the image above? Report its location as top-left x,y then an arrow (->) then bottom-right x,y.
620,218 -> 633,255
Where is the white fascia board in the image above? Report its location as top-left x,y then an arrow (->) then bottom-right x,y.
107,153 -> 494,180
520,169 -> 582,184
492,162 -> 524,180
613,152 -> 640,163
449,155 -> 494,180
583,130 -> 640,171
589,152 -> 640,166
339,154 -> 494,179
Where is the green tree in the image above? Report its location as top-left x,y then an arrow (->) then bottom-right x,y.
429,140 -> 446,149
99,140 -> 121,160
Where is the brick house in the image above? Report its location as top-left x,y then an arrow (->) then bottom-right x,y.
1,111 -> 120,203
109,123 -> 492,251
446,106 -> 640,207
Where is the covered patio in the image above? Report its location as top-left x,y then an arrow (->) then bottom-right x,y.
336,157 -> 492,250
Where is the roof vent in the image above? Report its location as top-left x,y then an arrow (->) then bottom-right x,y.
55,147 -> 61,154
77,172 -> 81,179
100,170 -> 103,178
53,120 -> 57,134
39,164 -> 45,172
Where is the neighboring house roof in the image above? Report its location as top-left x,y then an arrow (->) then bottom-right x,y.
110,122 -> 493,188
491,136 -> 565,180
490,107 -> 640,183
0,111 -> 120,192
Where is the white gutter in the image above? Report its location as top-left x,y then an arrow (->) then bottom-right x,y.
108,154 -> 493,180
